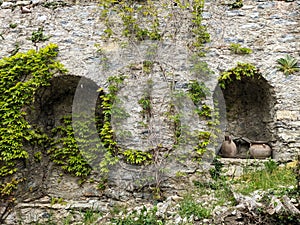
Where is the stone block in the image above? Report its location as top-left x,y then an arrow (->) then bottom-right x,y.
16,1 -> 31,6
1,2 -> 14,8
276,110 -> 298,121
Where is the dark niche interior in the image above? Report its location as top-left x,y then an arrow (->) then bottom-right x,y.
21,76 -> 105,197
214,75 -> 276,158
27,75 -> 102,132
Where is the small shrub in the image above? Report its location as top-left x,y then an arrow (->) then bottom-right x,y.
276,55 -> 299,76
9,23 -> 17,29
30,27 -> 50,44
209,158 -> 224,181
229,43 -> 252,55
264,158 -> 278,174
229,0 -> 243,9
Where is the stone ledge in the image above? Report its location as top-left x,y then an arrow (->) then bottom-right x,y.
218,158 -> 271,177
219,158 -> 270,165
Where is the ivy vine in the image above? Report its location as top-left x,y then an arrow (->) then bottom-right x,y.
187,80 -> 214,157
195,131 -> 212,157
189,0 -> 210,56
0,43 -> 67,198
187,80 -> 209,106
138,79 -> 153,121
97,75 -> 155,169
100,0 -> 161,41
123,149 -> 152,165
218,62 -> 261,89
49,115 -> 92,177
0,0 -> 216,205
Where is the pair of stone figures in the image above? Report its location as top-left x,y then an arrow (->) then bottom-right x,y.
220,136 -> 272,159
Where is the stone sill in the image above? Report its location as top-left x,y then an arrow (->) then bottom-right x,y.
219,158 -> 270,165
218,158 -> 271,177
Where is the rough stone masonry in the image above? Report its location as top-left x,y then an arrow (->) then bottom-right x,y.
0,0 -> 299,160
0,0 -> 299,224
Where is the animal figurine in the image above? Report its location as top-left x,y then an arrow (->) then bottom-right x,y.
220,135 -> 237,158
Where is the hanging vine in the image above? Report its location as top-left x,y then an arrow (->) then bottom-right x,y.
97,75 -> 154,169
100,0 -> 162,41
218,62 -> 261,89
0,43 -> 67,200
49,115 -> 93,177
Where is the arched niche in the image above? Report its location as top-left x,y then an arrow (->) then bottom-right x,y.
27,75 -> 102,132
214,74 -> 276,158
23,75 -> 106,199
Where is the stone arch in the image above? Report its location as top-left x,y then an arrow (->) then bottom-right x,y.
214,75 -> 276,158
23,75 -> 105,199
27,75 -> 103,132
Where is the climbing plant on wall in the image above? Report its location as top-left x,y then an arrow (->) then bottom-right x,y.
100,0 -> 161,41
97,0 -> 213,162
0,43 -> 67,199
187,80 -> 215,158
189,0 -> 210,56
99,0 -> 210,48
97,75 -> 153,170
96,0 -> 214,176
218,62 -> 261,89
138,79 -> 153,121
49,115 -> 93,177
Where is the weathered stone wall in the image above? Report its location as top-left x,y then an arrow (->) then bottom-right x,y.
0,0 -> 299,224
0,0 -> 299,159
203,0 -> 300,161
